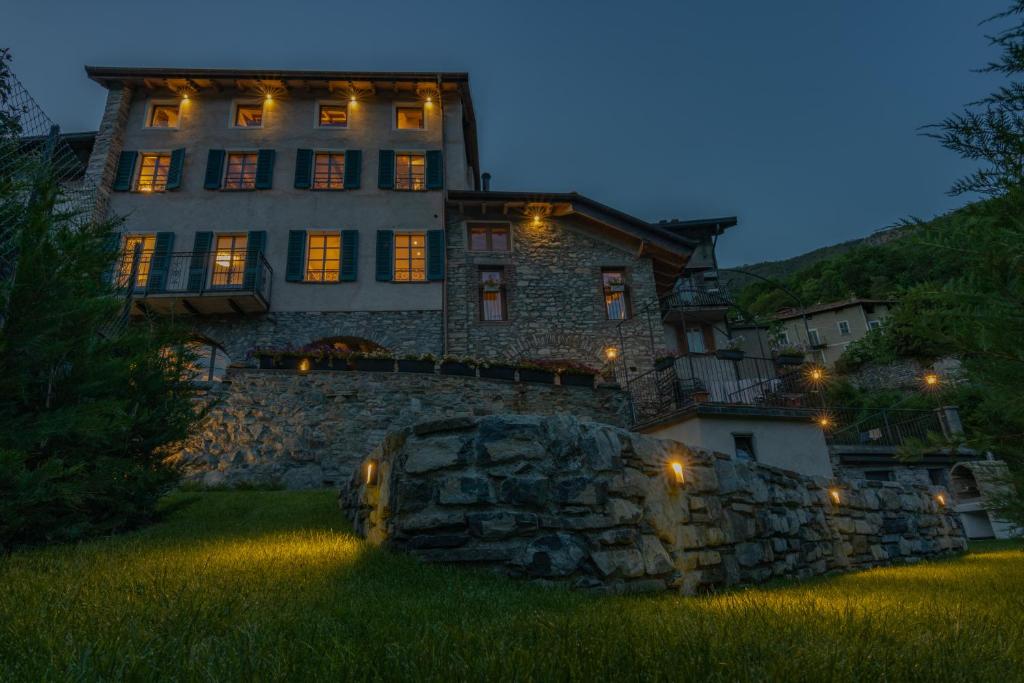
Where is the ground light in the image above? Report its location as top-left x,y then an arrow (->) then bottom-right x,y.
829,488 -> 841,505
297,358 -> 311,374
936,493 -> 947,507
669,462 -> 685,486
365,460 -> 379,486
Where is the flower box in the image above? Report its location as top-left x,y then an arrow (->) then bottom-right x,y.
479,364 -> 516,381
313,357 -> 349,371
440,361 -> 476,377
519,368 -> 556,384
559,372 -> 595,388
352,358 -> 395,372
715,349 -> 745,361
775,354 -> 805,367
258,355 -> 300,370
398,359 -> 435,374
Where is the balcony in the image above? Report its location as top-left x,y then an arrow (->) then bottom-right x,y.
626,355 -> 814,426
825,408 -> 945,448
661,286 -> 732,323
124,250 -> 272,316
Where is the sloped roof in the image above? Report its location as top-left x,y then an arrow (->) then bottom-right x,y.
774,298 -> 894,321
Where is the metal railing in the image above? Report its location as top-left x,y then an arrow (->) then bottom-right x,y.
123,250 -> 273,305
662,286 -> 733,313
825,408 -> 945,447
627,354 -> 813,425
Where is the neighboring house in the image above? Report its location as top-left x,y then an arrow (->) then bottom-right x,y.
773,298 -> 893,366
83,66 -> 722,374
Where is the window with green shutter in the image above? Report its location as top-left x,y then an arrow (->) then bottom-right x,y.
255,149 -> 275,189
285,230 -> 306,282
188,232 -> 213,291
375,230 -> 394,281
112,150 -> 137,192
425,150 -> 443,190
294,149 -> 313,189
426,230 -> 445,281
344,150 -> 362,189
165,148 -> 186,190
378,150 -> 395,189
243,231 -> 267,290
204,149 -> 225,190
341,230 -> 359,281
146,232 -> 175,292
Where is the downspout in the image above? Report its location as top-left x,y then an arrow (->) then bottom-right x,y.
438,74 -> 449,356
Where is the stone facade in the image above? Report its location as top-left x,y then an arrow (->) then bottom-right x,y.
846,356 -> 961,391
192,310 -> 444,366
445,212 -> 660,372
341,414 -> 966,594
172,370 -> 627,489
84,84 -> 133,221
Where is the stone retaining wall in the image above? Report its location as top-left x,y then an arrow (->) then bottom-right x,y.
341,414 -> 966,594
171,370 -> 627,489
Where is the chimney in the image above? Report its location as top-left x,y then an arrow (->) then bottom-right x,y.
482,172 -> 491,191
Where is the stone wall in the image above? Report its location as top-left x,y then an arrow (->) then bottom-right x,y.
341,414 -> 966,594
84,83 -> 133,221
846,356 -> 961,391
445,212 -> 659,374
171,370 -> 627,489
192,310 -> 444,367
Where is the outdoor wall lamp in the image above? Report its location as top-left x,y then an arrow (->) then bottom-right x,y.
365,460 -> 379,486
297,358 -> 311,375
669,462 -> 685,486
829,488 -> 841,505
605,347 -> 618,361
936,493 -> 947,507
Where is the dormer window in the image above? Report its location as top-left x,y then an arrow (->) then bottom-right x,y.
318,103 -> 348,128
147,103 -> 179,128
233,103 -> 263,128
395,105 -> 425,130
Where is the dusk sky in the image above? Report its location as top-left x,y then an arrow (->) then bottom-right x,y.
5,0 -> 1005,266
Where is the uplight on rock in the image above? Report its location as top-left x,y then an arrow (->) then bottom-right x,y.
670,462 -> 685,486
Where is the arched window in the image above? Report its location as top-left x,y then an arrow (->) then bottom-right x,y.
185,338 -> 230,382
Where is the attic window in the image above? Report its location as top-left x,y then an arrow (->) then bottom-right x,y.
234,103 -> 264,128
395,105 -> 424,130
147,103 -> 179,128
318,103 -> 348,128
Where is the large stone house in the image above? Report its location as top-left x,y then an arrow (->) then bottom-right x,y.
84,66 -> 727,377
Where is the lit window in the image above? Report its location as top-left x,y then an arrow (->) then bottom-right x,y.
135,153 -> 171,192
686,327 -> 706,354
395,153 -> 426,191
306,232 -> 341,282
468,223 -> 510,252
234,103 -> 263,128
211,234 -> 248,287
313,152 -> 345,190
838,320 -> 851,336
603,269 -> 628,320
147,104 -> 180,128
224,152 -> 258,189
480,268 -> 506,321
733,434 -> 756,462
395,106 -> 424,129
318,104 -> 348,127
393,232 -> 426,282
119,234 -> 156,287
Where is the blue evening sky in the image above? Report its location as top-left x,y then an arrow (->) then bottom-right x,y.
4,0 -> 1006,265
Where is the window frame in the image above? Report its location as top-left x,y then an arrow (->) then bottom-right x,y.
601,267 -> 631,321
230,100 -> 265,129
807,328 -> 821,346
392,231 -> 427,283
466,221 -> 512,253
311,150 -> 347,191
222,149 -> 260,191
837,320 -> 851,336
303,230 -> 343,283
210,233 -> 249,289
393,102 -> 427,131
732,433 -> 756,462
394,150 -> 427,192
133,150 -> 173,193
118,233 -> 157,289
315,100 -> 350,129
867,319 -> 882,330
478,266 -> 508,322
143,100 -> 181,130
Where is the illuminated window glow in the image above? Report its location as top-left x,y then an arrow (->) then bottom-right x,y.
313,152 -> 345,190
318,104 -> 348,127
119,234 -> 156,287
479,268 -> 506,321
306,232 -> 341,282
212,234 -> 248,287
234,103 -> 264,128
393,232 -> 426,282
135,153 -> 171,192
224,152 -> 258,189
603,269 -> 628,320
147,104 -> 179,128
395,153 -> 425,191
395,105 -> 424,129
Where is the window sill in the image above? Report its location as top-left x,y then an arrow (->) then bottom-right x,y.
476,320 -> 512,325
309,187 -> 346,192
219,188 -> 258,192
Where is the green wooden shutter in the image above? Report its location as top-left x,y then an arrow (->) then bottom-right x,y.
425,150 -> 444,190
244,231 -> 267,290
378,150 -> 395,189
255,149 -> 275,189
187,231 -> 213,292
294,149 -> 313,189
165,148 -> 186,190
344,150 -> 361,189
112,150 -> 137,191
146,232 -> 175,292
426,230 -> 445,281
375,230 -> 394,281
204,149 -> 225,189
102,232 -> 122,285
286,230 -> 306,282
340,230 -> 359,281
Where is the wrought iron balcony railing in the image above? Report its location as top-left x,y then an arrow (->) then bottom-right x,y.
825,408 -> 946,447
661,285 -> 734,313
120,249 -> 273,306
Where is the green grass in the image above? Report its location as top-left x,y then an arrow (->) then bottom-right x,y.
1,492 -> 1022,682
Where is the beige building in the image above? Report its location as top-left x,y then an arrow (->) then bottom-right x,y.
774,298 -> 893,366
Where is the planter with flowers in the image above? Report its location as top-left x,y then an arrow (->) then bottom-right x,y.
714,337 -> 745,362
350,350 -> 395,373
479,359 -> 517,381
605,277 -> 626,293
398,353 -> 437,374
518,360 -> 556,384
775,346 -> 806,367
440,355 -> 478,377
556,360 -> 599,388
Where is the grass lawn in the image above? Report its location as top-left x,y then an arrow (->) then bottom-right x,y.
1,491 -> 1022,682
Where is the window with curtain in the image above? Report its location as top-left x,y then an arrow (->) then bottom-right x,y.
395,105 -> 425,129
468,223 -> 510,252
313,152 -> 345,189
395,153 -> 425,191
118,234 -> 156,287
479,268 -> 506,321
602,269 -> 628,320
147,104 -> 179,128
135,153 -> 171,192
234,103 -> 263,127
306,232 -> 341,281
212,234 -> 248,287
224,152 -> 258,189
393,232 -> 426,281
686,327 -> 706,354
318,104 -> 348,127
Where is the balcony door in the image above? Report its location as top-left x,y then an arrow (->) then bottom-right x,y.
211,234 -> 248,288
